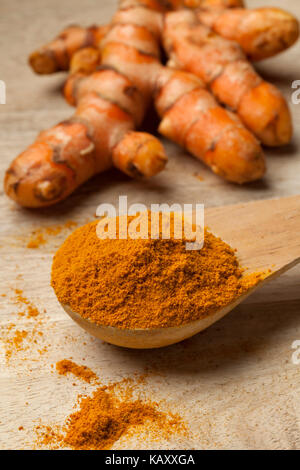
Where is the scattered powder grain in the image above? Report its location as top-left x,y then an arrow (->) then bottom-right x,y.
2,324 -> 46,361
1,287 -> 48,361
27,221 -> 78,249
5,329 -> 28,360
194,172 -> 204,181
27,233 -> 46,249
56,360 -> 98,384
12,330 -> 28,350
14,289 -> 40,319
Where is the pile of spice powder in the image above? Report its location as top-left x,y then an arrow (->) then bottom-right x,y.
36,381 -> 186,450
51,213 -> 265,330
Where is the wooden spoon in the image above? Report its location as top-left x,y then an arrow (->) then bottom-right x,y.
62,195 -> 300,349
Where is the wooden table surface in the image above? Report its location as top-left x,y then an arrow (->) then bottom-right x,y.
0,0 -> 300,450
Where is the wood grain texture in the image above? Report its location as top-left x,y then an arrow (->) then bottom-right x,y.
206,195 -> 300,273
0,0 -> 300,450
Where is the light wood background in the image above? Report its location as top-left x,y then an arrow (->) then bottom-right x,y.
0,0 -> 299,450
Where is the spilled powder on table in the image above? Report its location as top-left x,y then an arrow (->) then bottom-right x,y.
194,172 -> 204,181
5,328 -> 28,359
26,221 -> 78,249
56,360 -> 99,384
35,373 -> 187,450
3,324 -> 47,362
1,288 -> 48,362
14,289 -> 40,319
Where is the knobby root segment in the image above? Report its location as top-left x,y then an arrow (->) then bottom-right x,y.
29,25 -> 109,74
4,125 -> 167,208
70,47 -> 102,75
155,69 -> 265,183
164,10 -> 293,147
195,7 -> 299,61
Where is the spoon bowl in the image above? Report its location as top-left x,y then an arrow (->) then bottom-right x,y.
62,195 -> 300,349
62,282 -> 265,349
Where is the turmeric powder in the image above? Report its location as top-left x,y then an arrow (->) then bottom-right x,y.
26,220 -> 78,248
51,213 -> 264,330
36,375 -> 186,450
56,359 -> 98,384
64,388 -> 184,450
14,289 -> 40,318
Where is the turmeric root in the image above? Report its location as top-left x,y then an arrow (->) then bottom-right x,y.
4,66 -> 167,208
122,0 -> 244,8
29,1 -> 298,76
5,0 -> 267,208
27,0 -> 175,75
6,0 -> 265,208
185,0 -> 244,7
28,0 -> 245,75
5,122 -> 167,208
59,3 -> 267,182
70,47 -> 101,75
72,0 -> 265,183
29,25 -> 108,74
154,69 -> 265,183
64,63 -> 265,185
164,10 -> 293,147
196,7 -> 299,61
